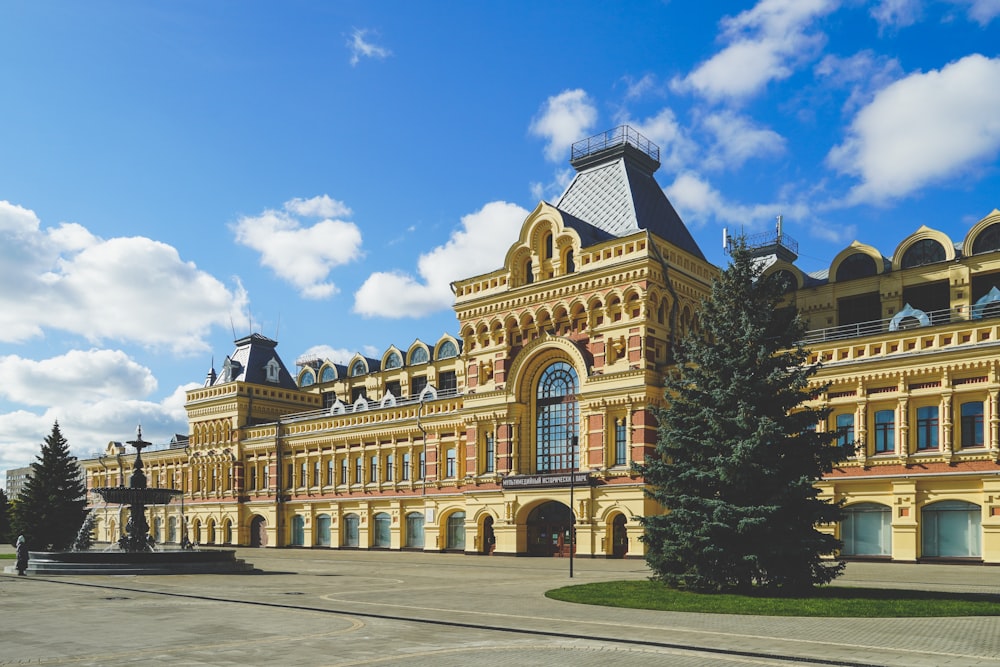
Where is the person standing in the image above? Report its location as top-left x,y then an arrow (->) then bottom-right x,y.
15,535 -> 28,576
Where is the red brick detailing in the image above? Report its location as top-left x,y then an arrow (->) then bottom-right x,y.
588,413 -> 605,467
826,459 -> 999,478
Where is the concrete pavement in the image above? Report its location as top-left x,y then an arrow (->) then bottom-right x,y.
2,547 -> 999,666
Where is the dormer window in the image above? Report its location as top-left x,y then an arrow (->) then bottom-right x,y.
350,359 -> 367,377
264,358 -> 281,383
525,259 -> 534,285
222,357 -> 242,383
543,232 -> 553,259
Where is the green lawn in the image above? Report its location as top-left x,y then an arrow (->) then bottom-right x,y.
546,580 -> 1000,617
0,553 -> 15,560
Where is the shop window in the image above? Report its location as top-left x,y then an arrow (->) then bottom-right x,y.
842,503 -> 891,556
921,501 -> 981,558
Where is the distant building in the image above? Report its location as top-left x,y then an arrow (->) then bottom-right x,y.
78,126 -> 1000,562
4,466 -> 31,501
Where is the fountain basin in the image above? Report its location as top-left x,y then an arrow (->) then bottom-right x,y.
92,487 -> 183,505
8,549 -> 256,575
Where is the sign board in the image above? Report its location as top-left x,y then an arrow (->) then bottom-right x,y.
501,472 -> 593,489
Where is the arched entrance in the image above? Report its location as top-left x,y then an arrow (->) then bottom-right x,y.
249,515 -> 267,547
481,515 -> 495,554
527,501 -> 574,557
611,514 -> 628,558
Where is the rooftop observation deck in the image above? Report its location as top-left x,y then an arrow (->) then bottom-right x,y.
570,125 -> 660,167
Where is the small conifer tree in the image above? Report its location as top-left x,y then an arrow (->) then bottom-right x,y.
640,238 -> 848,593
12,422 -> 89,551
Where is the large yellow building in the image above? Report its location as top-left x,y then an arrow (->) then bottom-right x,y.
81,126 -> 1000,563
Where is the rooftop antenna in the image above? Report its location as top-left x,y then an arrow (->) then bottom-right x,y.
275,313 -> 280,341
722,227 -> 729,252
229,315 -> 237,340
776,214 -> 783,238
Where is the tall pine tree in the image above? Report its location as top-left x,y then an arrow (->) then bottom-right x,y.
640,238 -> 848,593
12,422 -> 89,551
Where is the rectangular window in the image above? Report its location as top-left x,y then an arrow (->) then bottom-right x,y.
385,380 -> 402,398
262,467 -> 268,490
340,458 -> 348,485
249,466 -> 257,490
439,370 -> 457,392
960,401 -> 985,447
370,455 -> 378,483
484,434 -> 495,473
402,453 -> 411,481
326,460 -> 334,486
350,386 -> 367,403
835,413 -> 855,447
312,461 -> 319,486
874,409 -> 895,454
354,457 -> 362,484
418,451 -> 426,480
386,455 -> 394,482
446,448 -> 456,478
411,375 -> 428,398
614,418 -> 628,466
916,406 -> 939,450
300,462 -> 307,487
286,463 -> 294,489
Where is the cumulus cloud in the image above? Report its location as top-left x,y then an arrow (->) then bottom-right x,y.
530,90 -> 598,162
0,200 -> 247,353
676,0 -> 838,102
232,195 -> 363,299
814,50 -> 903,113
297,344 -> 356,366
353,201 -> 528,318
664,171 -> 851,243
625,107 -> 699,174
827,54 -> 1000,204
0,350 -> 197,472
701,111 -> 786,169
347,28 -> 391,66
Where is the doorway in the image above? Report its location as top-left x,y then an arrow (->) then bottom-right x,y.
526,501 -> 574,557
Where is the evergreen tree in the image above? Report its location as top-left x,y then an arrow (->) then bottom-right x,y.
640,239 -> 848,593
12,422 -> 89,551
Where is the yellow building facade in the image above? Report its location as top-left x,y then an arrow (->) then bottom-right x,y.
81,127 -> 1000,563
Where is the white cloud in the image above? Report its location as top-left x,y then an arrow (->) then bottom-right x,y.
530,90 -> 598,162
625,108 -> 698,174
664,172 -> 850,243
676,0 -> 838,102
951,0 -> 1000,25
0,200 -> 247,354
827,54 -> 1000,204
347,28 -> 391,66
0,350 -> 197,473
0,350 -> 157,408
353,201 -> 528,318
232,196 -> 363,299
814,51 -> 903,113
702,111 -> 786,169
870,0 -> 922,30
297,344 -> 355,366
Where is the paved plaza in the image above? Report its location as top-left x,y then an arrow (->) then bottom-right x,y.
2,547 -> 1000,666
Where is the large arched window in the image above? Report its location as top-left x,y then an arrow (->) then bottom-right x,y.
384,351 -> 403,370
350,359 -> 367,377
921,501 -> 981,558
535,361 -> 579,473
437,340 -> 458,360
901,239 -> 945,269
835,253 -> 877,282
972,223 -> 1000,255
841,503 -> 891,556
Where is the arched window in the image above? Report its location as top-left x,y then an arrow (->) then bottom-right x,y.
437,340 -> 458,360
409,346 -> 429,365
921,501 -> 981,558
770,269 -> 798,293
535,361 -> 579,473
972,223 -> 1000,255
835,253 -> 877,282
350,359 -> 367,377
342,514 -> 360,547
315,514 -> 331,547
525,259 -> 534,285
543,232 -> 553,259
565,250 -> 575,274
291,516 -> 305,546
373,512 -> 391,548
299,369 -> 316,387
384,351 -> 403,370
446,511 -> 466,551
320,366 -> 336,382
841,503 -> 891,556
901,239 -> 945,269
405,512 -> 425,548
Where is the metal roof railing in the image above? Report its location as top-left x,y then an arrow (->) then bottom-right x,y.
801,306 -> 977,345
571,125 -> 659,163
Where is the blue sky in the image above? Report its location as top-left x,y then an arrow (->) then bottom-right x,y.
2,0 -> 999,473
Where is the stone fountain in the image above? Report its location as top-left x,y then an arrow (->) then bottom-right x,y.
9,427 -> 254,575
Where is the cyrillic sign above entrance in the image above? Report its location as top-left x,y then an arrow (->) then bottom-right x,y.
501,472 -> 593,489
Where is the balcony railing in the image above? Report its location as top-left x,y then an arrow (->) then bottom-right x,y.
279,386 -> 463,424
801,306 -> 997,345
571,125 -> 659,163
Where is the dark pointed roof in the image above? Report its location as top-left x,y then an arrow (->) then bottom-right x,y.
212,333 -> 298,389
555,126 -> 705,260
